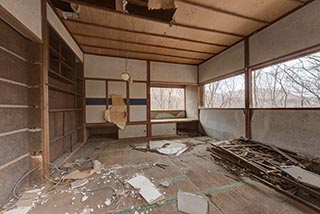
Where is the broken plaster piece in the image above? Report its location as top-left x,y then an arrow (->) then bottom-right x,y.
177,191 -> 208,214
127,174 -> 165,204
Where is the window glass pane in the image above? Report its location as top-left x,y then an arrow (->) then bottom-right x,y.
151,87 -> 185,110
204,74 -> 245,108
252,52 -> 320,108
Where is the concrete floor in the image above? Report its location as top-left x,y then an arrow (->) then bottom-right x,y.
24,136 -> 317,214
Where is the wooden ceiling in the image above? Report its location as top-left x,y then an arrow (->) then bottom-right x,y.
55,0 -> 310,65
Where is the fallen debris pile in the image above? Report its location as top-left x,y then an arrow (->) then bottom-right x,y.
208,137 -> 320,212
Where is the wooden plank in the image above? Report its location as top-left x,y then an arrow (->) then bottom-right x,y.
41,0 -> 50,177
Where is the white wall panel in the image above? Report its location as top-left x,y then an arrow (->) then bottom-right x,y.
199,42 -> 244,83
150,62 -> 197,83
152,123 -> 176,136
47,3 -> 83,61
84,54 -> 147,80
1,0 -> 42,40
250,1 -> 320,66
108,81 -> 126,98
130,83 -> 147,98
119,125 -> 147,138
86,106 -> 105,123
130,106 -> 147,122
85,80 -> 105,98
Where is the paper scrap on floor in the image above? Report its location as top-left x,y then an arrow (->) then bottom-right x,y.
149,140 -> 187,155
104,94 -> 127,129
281,166 -> 320,189
177,191 -> 208,214
127,174 -> 165,204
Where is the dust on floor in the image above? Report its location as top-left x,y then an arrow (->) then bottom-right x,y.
3,137 -> 317,214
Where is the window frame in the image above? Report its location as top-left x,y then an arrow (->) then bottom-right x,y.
150,85 -> 186,111
200,71 -> 246,110
250,48 -> 320,110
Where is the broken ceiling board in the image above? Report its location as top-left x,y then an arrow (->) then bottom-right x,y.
148,0 -> 176,10
177,191 -> 208,214
66,5 -> 241,45
281,166 -> 320,189
178,0 -> 303,23
174,1 -> 266,36
64,21 -> 226,54
127,174 -> 165,204
82,46 -> 202,65
74,34 -> 211,60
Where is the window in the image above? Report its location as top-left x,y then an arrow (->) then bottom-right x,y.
151,87 -> 185,110
252,52 -> 320,108
203,74 -> 245,108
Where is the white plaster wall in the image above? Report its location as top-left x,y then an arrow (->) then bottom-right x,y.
150,62 -> 197,83
200,109 -> 245,140
199,42 -> 244,83
130,83 -> 147,98
84,54 -> 147,80
250,1 -> 320,66
186,86 -> 198,119
251,110 -> 320,158
47,3 -> 83,61
119,125 -> 147,138
86,106 -> 105,123
108,81 -> 126,98
152,123 -> 176,136
130,106 -> 147,121
0,0 -> 42,40
85,80 -> 105,98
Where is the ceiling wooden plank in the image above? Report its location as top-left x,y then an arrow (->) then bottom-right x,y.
77,39 -> 209,60
74,34 -> 212,59
176,0 -> 269,24
82,46 -> 202,65
65,19 -> 231,47
60,0 -> 245,37
64,21 -> 226,53
72,32 -> 215,55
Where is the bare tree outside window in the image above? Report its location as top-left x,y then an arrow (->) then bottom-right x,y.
252,52 -> 320,108
204,74 -> 245,108
151,87 -> 185,110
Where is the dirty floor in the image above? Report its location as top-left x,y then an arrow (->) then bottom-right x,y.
27,137 -> 316,214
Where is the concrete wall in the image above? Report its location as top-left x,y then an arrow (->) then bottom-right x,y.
0,0 -> 42,40
200,109 -> 245,140
251,110 -> 320,158
150,61 -> 197,84
47,3 -> 83,61
199,41 -> 244,83
250,0 -> 320,66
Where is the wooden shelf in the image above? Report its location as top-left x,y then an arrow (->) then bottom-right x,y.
48,84 -> 75,95
49,69 -> 74,84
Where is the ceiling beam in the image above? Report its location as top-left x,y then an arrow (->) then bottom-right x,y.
72,32 -> 216,55
176,0 -> 269,24
80,44 -> 207,61
60,0 -> 245,37
65,19 -> 231,47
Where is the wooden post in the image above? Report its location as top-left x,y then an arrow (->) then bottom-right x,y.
41,0 -> 50,177
146,61 -> 151,138
244,38 -> 251,139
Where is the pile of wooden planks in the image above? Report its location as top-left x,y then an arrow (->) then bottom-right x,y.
208,138 -> 320,212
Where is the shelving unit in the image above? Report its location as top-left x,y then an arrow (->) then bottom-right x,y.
48,26 -> 84,162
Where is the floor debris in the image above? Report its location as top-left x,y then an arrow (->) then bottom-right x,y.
127,174 -> 165,204
70,179 -> 89,189
208,137 -> 320,212
177,191 -> 208,214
